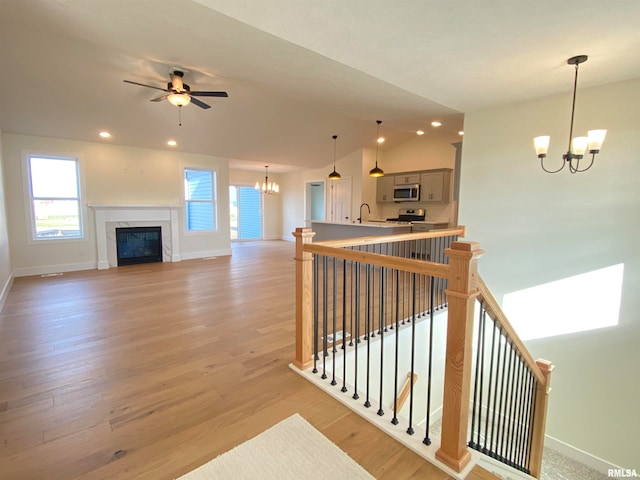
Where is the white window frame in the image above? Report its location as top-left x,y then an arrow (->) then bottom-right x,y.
183,167 -> 218,234
21,151 -> 87,244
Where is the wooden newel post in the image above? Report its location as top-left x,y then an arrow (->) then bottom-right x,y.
292,227 -> 316,370
529,359 -> 554,478
435,241 -> 484,472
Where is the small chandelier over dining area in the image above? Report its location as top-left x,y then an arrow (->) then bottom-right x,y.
255,165 -> 279,195
533,55 -> 607,174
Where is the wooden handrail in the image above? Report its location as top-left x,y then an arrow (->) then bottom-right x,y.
475,275 -> 544,384
304,243 -> 450,278
313,226 -> 466,249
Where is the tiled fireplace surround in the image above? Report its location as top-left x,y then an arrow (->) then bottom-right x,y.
91,205 -> 181,269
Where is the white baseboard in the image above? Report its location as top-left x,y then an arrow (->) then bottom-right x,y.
544,434 -> 622,474
180,249 -> 232,261
0,272 -> 15,313
13,261 -> 96,277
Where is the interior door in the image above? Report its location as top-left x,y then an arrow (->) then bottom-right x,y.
329,178 -> 352,224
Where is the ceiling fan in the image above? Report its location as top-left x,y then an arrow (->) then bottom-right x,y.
123,69 -> 228,110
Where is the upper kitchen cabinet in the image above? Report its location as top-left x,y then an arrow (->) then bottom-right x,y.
376,175 -> 395,203
394,174 -> 421,185
420,168 -> 453,203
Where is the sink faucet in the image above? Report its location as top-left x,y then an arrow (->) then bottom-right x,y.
358,203 -> 371,223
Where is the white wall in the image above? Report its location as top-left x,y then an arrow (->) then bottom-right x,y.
459,78 -> 640,468
2,133 -> 231,275
0,130 -> 13,311
229,169 -> 282,240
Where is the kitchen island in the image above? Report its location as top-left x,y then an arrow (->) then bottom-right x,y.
310,221 -> 412,242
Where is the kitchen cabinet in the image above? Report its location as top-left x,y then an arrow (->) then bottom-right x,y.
394,174 -> 421,185
420,169 -> 453,203
376,175 -> 395,203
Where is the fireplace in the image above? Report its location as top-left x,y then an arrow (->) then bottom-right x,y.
116,226 -> 163,266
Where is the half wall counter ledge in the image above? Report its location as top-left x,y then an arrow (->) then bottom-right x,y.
89,205 -> 181,269
310,221 -> 412,242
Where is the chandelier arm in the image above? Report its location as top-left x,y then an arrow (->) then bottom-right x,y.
573,153 -> 596,173
540,157 -> 566,174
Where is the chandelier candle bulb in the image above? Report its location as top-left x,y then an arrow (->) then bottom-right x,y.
571,136 -> 588,156
587,129 -> 607,153
534,136 -> 550,158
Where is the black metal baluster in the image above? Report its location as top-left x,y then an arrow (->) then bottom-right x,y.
313,254 -> 319,374
423,276 -> 435,446
364,264 -> 371,408
476,307 -> 487,447
322,256 -> 328,379
505,344 -> 518,463
377,266 -> 386,416
482,318 -> 498,455
489,325 -> 503,457
353,262 -> 360,400
392,269 -> 400,425
516,359 -> 529,470
500,343 -> 514,461
469,299 -> 485,449
407,273 -> 417,435
331,258 -> 338,386
522,371 -> 536,472
495,332 -> 509,460
511,357 -> 524,468
341,259 -> 348,393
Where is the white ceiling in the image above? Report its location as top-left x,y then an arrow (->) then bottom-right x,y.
1,0 -> 639,172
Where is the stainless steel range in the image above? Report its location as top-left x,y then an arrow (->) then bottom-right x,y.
385,208 -> 426,225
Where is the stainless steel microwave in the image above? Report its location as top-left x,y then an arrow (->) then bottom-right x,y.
393,184 -> 420,202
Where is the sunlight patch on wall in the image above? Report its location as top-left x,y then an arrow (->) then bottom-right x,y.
502,263 -> 624,341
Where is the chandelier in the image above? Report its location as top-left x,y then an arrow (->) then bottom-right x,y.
533,55 -> 607,174
369,120 -> 385,177
328,135 -> 341,180
255,165 -> 279,195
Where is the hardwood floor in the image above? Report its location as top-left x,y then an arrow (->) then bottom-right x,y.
0,241 -> 454,480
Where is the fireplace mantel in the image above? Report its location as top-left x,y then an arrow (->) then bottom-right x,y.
90,205 -> 181,269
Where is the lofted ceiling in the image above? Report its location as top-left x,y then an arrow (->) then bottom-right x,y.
1,0 -> 639,173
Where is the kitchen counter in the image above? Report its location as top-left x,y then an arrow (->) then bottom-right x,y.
310,221 -> 412,241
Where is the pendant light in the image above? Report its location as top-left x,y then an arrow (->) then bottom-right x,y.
328,135 -> 341,180
254,165 -> 279,195
369,120 -> 384,177
533,55 -> 607,174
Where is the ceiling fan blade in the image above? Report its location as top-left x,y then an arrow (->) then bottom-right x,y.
123,80 -> 169,92
150,94 -> 169,102
189,96 -> 211,109
190,91 -> 229,98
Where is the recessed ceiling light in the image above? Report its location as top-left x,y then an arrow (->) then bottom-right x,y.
431,121 -> 442,127
458,131 -> 464,136
416,130 -> 425,135
99,131 -> 111,138
377,137 -> 385,144
167,140 -> 177,146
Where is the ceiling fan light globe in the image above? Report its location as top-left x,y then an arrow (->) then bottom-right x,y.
167,93 -> 191,107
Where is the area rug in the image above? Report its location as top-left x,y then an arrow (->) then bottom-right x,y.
177,414 -> 376,480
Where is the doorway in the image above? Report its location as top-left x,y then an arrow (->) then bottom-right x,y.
305,181 -> 325,225
229,185 -> 262,240
329,177 -> 352,224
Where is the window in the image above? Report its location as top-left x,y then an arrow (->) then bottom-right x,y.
184,168 -> 217,231
26,155 -> 83,240
229,185 -> 262,240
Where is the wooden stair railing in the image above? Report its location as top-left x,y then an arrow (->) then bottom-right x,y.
293,229 -> 553,478
474,275 -> 554,478
393,372 -> 418,411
